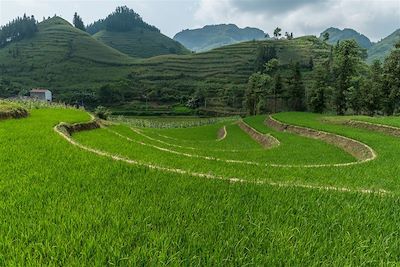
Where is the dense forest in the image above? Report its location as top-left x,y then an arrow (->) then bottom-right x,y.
245,40 -> 400,115
86,6 -> 159,34
0,14 -> 37,47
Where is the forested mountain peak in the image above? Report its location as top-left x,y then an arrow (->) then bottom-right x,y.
86,6 -> 159,35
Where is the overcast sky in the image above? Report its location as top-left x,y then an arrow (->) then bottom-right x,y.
0,0 -> 399,41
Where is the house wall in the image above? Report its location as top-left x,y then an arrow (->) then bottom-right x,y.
45,91 -> 52,102
30,92 -> 46,100
30,91 -> 52,102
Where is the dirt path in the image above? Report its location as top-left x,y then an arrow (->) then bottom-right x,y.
54,121 -> 389,196
217,126 -> 227,141
266,116 -> 377,163
238,120 -> 280,149
343,120 -> 400,137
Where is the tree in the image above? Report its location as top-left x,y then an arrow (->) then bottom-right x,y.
323,32 -> 330,42
362,60 -> 382,115
287,62 -> 305,111
254,45 -> 277,72
244,72 -> 270,115
94,106 -> 111,120
187,88 -> 206,109
308,57 -> 314,70
73,12 -> 85,31
381,42 -> 400,115
264,59 -> 283,113
285,32 -> 293,40
273,27 -> 282,39
333,40 -> 364,115
0,14 -> 37,47
346,77 -> 364,115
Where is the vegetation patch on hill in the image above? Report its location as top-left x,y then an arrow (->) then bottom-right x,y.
0,100 -> 29,119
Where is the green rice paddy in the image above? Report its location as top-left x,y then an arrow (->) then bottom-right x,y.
2,107 -> 400,264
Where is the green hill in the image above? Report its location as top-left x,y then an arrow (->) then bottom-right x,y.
112,36 -> 330,115
320,27 -> 372,49
93,29 -> 190,58
367,29 -> 400,63
0,17 -> 135,101
174,24 -> 268,52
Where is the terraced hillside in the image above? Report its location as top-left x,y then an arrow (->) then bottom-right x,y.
124,36 -> 330,113
3,105 -> 400,264
367,29 -> 400,63
93,29 -> 190,58
0,17 -> 135,100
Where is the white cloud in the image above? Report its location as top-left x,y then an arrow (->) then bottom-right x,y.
194,0 -> 400,41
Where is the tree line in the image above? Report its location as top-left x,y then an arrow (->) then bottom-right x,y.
245,39 -> 400,116
308,40 -> 400,115
0,14 -> 37,48
86,6 -> 160,35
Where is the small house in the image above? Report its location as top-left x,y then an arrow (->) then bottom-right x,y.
30,89 -> 52,102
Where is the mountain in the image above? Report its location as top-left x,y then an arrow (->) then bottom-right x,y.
320,27 -> 372,49
173,24 -> 268,52
110,36 -> 330,115
367,29 -> 400,63
0,17 -> 135,99
93,29 -> 189,58
87,6 -> 190,58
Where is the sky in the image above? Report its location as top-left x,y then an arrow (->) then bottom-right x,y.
0,0 -> 399,41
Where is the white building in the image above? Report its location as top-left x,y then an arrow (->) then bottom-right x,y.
30,89 -> 52,102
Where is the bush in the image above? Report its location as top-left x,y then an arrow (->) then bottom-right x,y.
94,106 -> 111,120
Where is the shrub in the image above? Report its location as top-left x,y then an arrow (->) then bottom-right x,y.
94,106 -> 111,120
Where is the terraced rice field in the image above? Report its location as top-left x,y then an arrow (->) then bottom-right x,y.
2,107 -> 400,264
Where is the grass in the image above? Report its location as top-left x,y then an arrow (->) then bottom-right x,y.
93,29 -> 190,58
344,115 -> 400,128
2,108 -> 400,264
111,115 -> 239,128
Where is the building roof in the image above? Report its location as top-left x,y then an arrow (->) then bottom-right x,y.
30,89 -> 50,93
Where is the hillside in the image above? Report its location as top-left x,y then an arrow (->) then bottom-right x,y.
174,24 -> 268,52
0,17 -> 135,101
93,29 -> 190,58
367,29 -> 400,63
320,27 -> 372,49
113,36 -> 330,115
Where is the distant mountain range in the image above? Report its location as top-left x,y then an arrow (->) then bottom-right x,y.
174,24 -> 268,52
320,27 -> 400,62
319,27 -> 373,49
